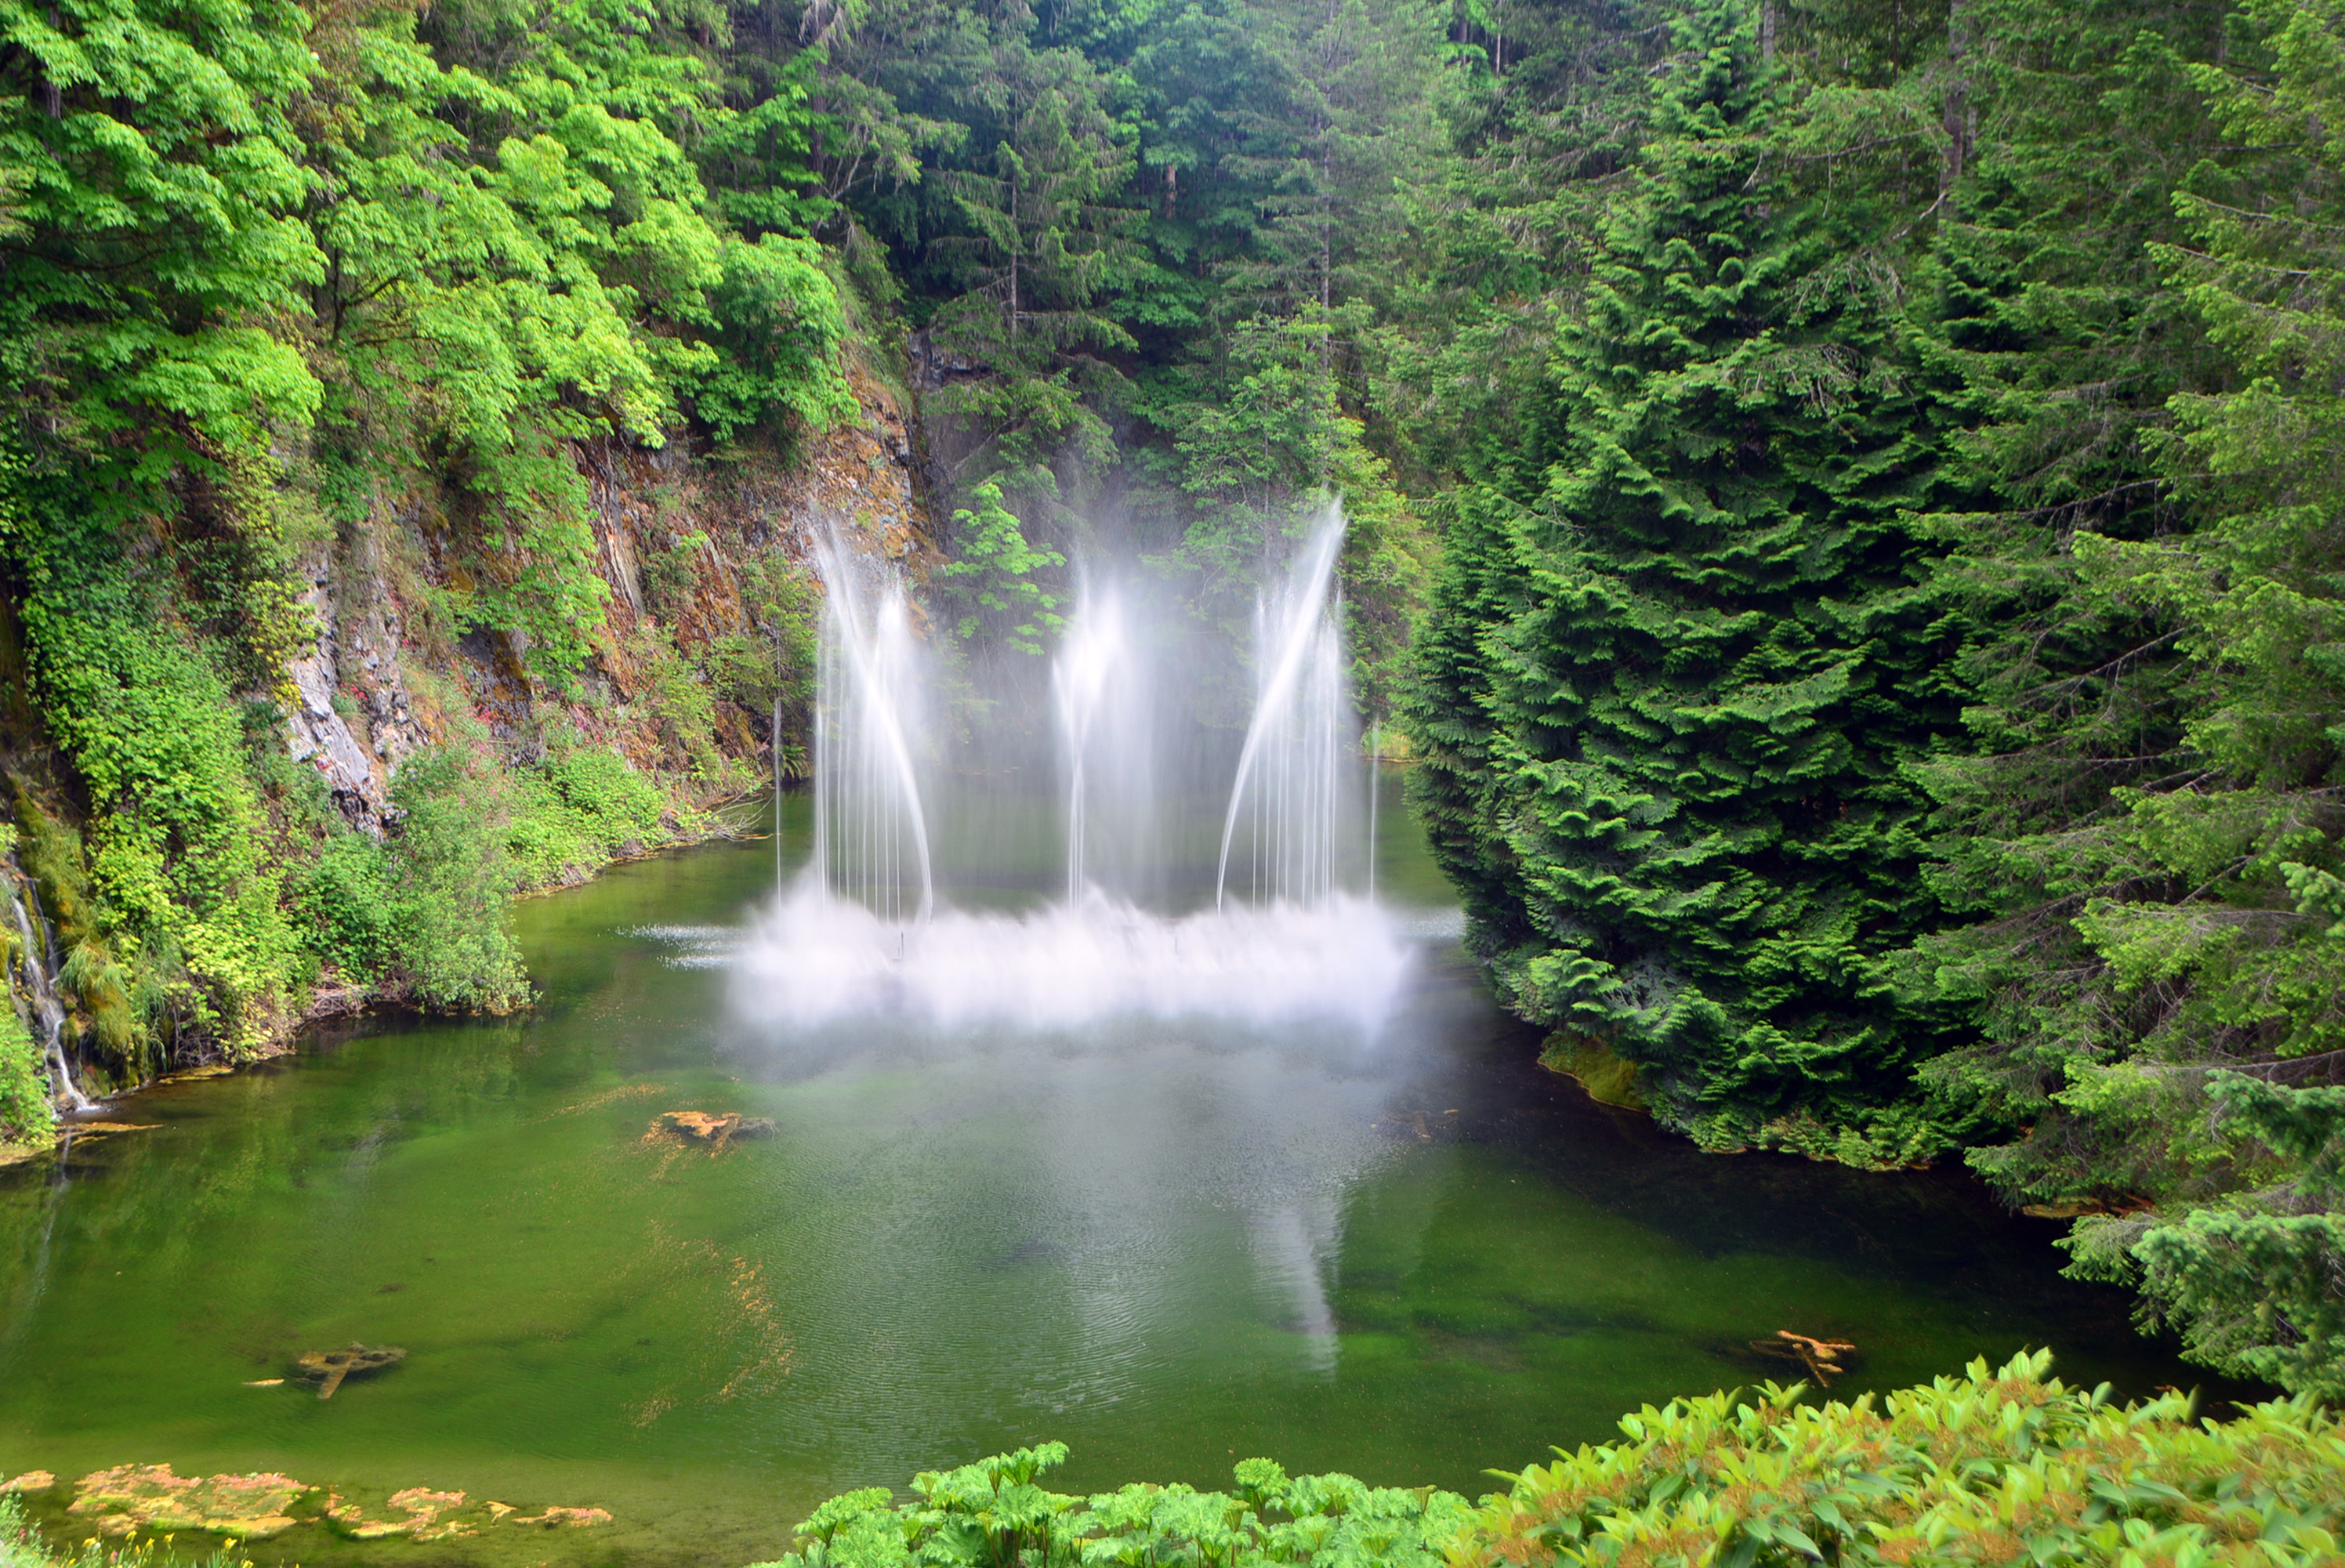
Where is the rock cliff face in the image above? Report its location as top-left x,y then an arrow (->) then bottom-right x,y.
0,359 -> 936,1139
288,368 -> 930,838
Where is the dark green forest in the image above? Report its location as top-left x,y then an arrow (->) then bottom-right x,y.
1,0 -> 2342,1401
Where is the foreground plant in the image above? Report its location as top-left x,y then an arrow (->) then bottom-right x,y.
758,1353 -> 2345,1568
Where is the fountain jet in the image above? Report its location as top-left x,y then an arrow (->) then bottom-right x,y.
742,506 -> 1400,1034
810,531 -> 935,924
1216,505 -> 1351,910
1053,585 -> 1158,904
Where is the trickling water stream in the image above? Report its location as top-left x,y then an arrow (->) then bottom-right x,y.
5,874 -> 92,1114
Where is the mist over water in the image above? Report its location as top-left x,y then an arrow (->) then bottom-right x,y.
731,889 -> 1406,1033
735,504 -> 1391,1036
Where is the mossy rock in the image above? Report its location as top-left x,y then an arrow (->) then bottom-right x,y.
1539,1034 -> 1647,1113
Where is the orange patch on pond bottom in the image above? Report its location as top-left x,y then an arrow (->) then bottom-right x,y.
328,1487 -> 614,1541
69,1464 -> 310,1538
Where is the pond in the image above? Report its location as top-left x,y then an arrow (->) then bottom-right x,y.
0,784 -> 2248,1567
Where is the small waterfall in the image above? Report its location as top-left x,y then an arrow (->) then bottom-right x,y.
5,876 -> 92,1112
1216,506 -> 1354,910
810,530 -> 935,924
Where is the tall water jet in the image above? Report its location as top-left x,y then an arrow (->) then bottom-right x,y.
1216,507 -> 1353,910
810,531 -> 935,923
1055,591 -> 1114,901
1053,585 -> 1158,904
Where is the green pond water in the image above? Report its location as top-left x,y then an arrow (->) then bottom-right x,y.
0,788 -> 2249,1566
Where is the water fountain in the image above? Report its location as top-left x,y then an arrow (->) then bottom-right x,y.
733,507 -> 1398,1035
808,529 -> 934,925
1053,583 -> 1165,906
1216,508 -> 1350,911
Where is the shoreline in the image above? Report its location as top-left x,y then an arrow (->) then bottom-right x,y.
0,792 -> 780,1172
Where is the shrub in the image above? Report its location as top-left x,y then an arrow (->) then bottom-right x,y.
384,748 -> 527,1010
757,1354 -> 2345,1568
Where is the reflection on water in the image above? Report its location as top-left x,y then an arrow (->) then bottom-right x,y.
0,788 -> 2260,1568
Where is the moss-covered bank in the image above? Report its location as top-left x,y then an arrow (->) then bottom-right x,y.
0,365 -> 930,1157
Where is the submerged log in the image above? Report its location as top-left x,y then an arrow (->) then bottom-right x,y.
1749,1329 -> 1858,1387
295,1343 -> 406,1400
658,1111 -> 776,1150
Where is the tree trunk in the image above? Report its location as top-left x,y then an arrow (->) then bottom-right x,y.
1941,0 -> 1973,193
1760,2 -> 1777,67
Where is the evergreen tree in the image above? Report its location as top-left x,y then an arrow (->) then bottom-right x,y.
1405,1 -> 1966,1161
1942,0 -> 2345,1396
926,44 -> 1143,533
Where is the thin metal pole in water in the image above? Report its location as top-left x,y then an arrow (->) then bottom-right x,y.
788,689 -> 797,900
1366,720 -> 1379,904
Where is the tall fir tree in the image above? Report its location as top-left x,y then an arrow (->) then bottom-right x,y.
1926,0 -> 2345,1397
926,43 -> 1143,537
1406,0 -> 1967,1161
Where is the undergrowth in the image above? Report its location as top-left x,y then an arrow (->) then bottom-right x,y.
759,1353 -> 2345,1568
0,1495 -> 252,1568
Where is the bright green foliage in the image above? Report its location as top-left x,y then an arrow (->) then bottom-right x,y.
0,980 -> 52,1150
383,747 -> 528,1011
940,481 -> 1066,655
0,0 -> 851,1070
1443,1350 -> 2345,1568
759,1355 -> 2345,1568
1404,4 -> 1963,1160
281,718 -> 686,1001
690,235 -> 859,445
4,489 -> 306,1065
754,1439 -> 1473,1568
299,0 -> 849,679
505,737 -> 677,885
0,0 -> 322,468
0,0 -> 327,1055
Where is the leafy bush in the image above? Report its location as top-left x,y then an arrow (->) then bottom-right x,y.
506,736 -> 680,886
757,1442 -> 1469,1568
293,831 -> 397,982
691,234 -> 858,444
0,989 -> 52,1150
759,1355 -> 2345,1568
940,480 -> 1065,655
384,748 -> 527,1011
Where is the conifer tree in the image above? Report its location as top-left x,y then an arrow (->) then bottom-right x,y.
926,45 -> 1143,533
1922,0 -> 2345,1396
1407,1 -> 1965,1160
